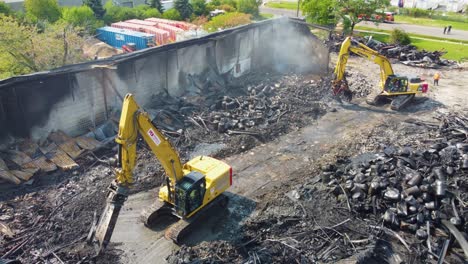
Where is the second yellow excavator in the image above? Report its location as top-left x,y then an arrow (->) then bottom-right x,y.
333,37 -> 429,110
87,93 -> 232,253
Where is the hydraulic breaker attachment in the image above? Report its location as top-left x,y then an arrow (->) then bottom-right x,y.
87,181 -> 129,254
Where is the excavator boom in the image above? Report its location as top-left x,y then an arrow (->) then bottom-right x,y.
89,93 -> 232,253
333,37 -> 394,98
332,37 -> 426,110
88,94 -> 185,252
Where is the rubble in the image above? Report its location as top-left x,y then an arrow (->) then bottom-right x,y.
0,71 -> 331,263
167,111 -> 468,264
321,112 -> 468,262
331,35 -> 457,68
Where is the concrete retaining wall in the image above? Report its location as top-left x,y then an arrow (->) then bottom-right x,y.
0,18 -> 328,142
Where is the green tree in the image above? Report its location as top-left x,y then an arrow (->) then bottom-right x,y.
301,0 -> 390,33
301,0 -> 336,25
0,1 -> 12,16
143,8 -> 162,18
236,0 -> 260,16
191,0 -> 208,16
174,0 -> 193,20
134,4 -> 161,18
83,0 -> 106,19
0,16 -> 86,79
62,6 -> 102,31
24,0 -> 61,23
148,0 -> 164,13
204,12 -> 251,32
162,8 -> 182,20
103,2 -> 139,23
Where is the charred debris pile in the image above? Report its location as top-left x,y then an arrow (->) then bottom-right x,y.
144,72 -> 330,147
169,112 -> 468,264
324,112 -> 468,262
0,71 -> 332,263
331,35 -> 456,68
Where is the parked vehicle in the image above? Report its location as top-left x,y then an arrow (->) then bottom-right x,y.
358,12 -> 394,23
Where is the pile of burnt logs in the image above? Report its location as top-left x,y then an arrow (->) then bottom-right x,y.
205,84 -> 284,133
365,38 -> 455,68
325,113 -> 468,261
330,35 -> 456,68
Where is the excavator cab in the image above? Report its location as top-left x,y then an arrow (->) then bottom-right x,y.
384,76 -> 409,93
175,172 -> 206,217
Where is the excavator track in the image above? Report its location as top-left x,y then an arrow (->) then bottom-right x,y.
366,93 -> 389,106
165,194 -> 229,244
140,198 -> 174,227
390,94 -> 415,111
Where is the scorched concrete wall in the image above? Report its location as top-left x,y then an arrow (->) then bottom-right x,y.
0,18 -> 328,142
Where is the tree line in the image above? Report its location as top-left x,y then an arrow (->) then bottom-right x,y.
0,0 -> 262,79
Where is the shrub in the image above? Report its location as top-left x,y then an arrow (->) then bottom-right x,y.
191,0 -> 208,16
218,4 -> 236,12
400,7 -> 432,17
61,6 -> 103,32
203,12 -> 251,32
390,28 -> 411,45
0,1 -> 12,16
162,8 -> 182,20
236,0 -> 260,16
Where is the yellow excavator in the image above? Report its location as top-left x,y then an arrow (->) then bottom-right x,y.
87,93 -> 232,253
332,37 -> 428,110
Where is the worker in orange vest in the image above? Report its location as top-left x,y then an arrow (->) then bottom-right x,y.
433,72 -> 440,86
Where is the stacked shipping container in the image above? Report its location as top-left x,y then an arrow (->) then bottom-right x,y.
96,27 -> 155,50
111,21 -> 170,45
153,23 -> 184,42
145,18 -> 195,31
98,18 -> 195,51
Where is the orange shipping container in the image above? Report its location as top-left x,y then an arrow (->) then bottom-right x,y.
136,25 -> 170,45
111,21 -> 169,45
125,19 -> 158,27
154,23 -> 184,42
145,17 -> 195,31
111,21 -> 144,32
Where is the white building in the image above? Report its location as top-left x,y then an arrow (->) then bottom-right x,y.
390,0 -> 468,12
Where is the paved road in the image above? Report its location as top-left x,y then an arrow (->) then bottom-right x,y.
260,7 -> 468,41
359,21 -> 468,41
260,6 -> 304,18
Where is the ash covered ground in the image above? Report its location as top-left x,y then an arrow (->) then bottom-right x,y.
0,71 -> 339,263
1,55 -> 467,264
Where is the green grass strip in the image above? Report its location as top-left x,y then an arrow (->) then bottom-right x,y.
264,1 -> 298,10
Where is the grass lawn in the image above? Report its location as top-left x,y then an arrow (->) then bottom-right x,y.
395,15 -> 468,31
258,13 -> 275,20
354,30 -> 468,61
355,26 -> 468,44
265,1 -> 298,10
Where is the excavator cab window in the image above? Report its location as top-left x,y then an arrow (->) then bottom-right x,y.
385,77 -> 408,93
175,172 -> 206,217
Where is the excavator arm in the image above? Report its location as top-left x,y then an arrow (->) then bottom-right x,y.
115,93 -> 184,187
88,93 -> 184,253
333,37 -> 395,98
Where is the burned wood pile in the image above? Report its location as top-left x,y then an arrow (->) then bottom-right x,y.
168,112 -> 468,264
148,73 -> 330,141
366,38 -> 456,68
323,112 -> 468,262
330,35 -> 456,68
